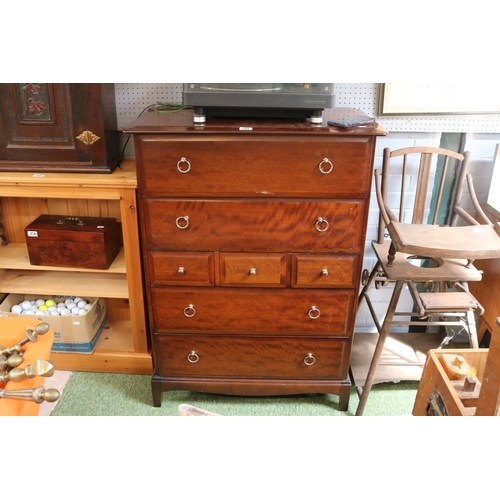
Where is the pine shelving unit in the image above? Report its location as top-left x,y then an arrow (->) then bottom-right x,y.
0,159 -> 152,374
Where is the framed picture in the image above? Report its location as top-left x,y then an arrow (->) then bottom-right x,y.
379,83 -> 500,116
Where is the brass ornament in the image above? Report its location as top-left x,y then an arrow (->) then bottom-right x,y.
0,387 -> 60,403
0,359 -> 55,383
0,323 -> 60,407
0,322 -> 50,356
0,353 -> 23,371
76,130 -> 100,146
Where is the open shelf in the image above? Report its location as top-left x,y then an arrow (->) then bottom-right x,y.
50,320 -> 152,373
0,243 -> 127,273
0,269 -> 129,298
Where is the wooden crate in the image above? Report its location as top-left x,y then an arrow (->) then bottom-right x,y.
413,318 -> 500,416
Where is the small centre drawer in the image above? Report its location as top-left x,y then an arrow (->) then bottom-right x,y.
154,334 -> 350,380
220,253 -> 287,287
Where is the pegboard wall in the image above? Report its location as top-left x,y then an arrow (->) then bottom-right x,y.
116,83 -> 500,133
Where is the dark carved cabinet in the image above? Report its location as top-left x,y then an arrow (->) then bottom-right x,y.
124,108 -> 386,410
0,83 -> 120,173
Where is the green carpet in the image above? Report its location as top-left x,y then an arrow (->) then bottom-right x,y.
50,372 -> 419,416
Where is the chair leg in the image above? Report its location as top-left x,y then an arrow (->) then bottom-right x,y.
466,310 -> 479,349
355,280 -> 405,416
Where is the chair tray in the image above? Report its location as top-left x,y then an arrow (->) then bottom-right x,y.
372,240 -> 483,281
389,223 -> 500,260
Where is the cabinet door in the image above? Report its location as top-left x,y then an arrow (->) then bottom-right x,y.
0,83 -> 118,172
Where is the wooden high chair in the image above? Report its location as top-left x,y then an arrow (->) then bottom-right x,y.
355,146 -> 500,416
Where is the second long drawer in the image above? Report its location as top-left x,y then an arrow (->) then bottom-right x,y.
143,199 -> 365,252
151,287 -> 355,335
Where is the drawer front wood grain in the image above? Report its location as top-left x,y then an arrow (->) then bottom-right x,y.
151,287 -> 354,335
154,334 -> 350,380
220,253 -> 287,287
148,252 -> 215,286
144,199 -> 364,252
136,135 -> 374,198
292,254 -> 358,288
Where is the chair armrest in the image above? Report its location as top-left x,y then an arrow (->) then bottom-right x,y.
374,169 -> 396,225
465,174 -> 493,225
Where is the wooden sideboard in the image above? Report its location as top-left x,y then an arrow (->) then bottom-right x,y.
124,108 -> 387,408
0,160 -> 152,374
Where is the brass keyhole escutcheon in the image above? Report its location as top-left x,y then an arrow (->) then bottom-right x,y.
76,130 -> 100,146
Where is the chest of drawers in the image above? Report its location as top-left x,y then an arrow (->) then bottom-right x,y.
124,109 -> 386,410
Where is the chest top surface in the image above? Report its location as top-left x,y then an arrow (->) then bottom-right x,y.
123,108 -> 387,137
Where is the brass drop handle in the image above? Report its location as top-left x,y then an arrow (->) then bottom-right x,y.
249,268 -> 256,275
175,216 -> 190,229
321,268 -> 329,276
178,267 -> 185,275
187,351 -> 200,363
304,353 -> 316,366
318,158 -> 333,174
308,306 -> 321,319
183,304 -> 196,318
315,217 -> 329,232
177,157 -> 192,173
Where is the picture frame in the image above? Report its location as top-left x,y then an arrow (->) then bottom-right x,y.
379,83 -> 500,116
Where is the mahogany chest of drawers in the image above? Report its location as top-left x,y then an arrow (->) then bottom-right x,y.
124,109 -> 386,410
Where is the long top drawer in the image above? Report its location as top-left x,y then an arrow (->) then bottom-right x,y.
135,135 -> 376,198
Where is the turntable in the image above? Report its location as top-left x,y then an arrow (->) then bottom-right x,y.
182,83 -> 335,123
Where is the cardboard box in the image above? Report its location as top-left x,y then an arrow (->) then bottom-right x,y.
0,294 -> 108,354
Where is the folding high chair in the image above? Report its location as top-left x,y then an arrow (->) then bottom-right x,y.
355,146 -> 500,416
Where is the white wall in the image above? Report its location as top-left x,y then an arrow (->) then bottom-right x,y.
116,83 -> 500,333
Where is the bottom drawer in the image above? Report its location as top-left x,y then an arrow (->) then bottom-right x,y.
154,334 -> 350,380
